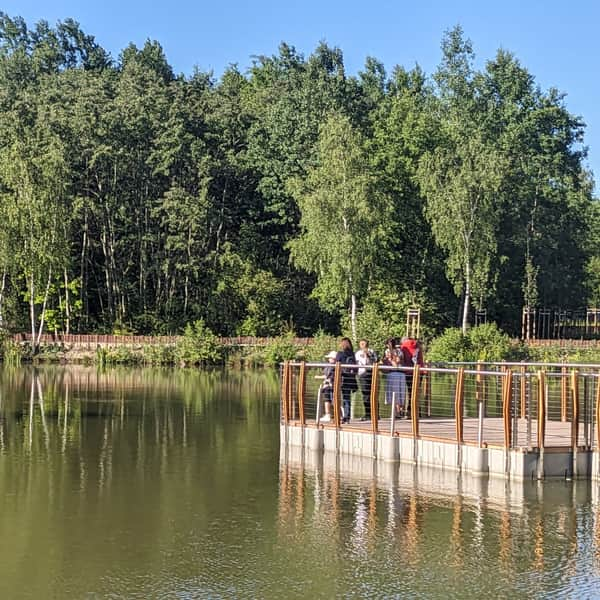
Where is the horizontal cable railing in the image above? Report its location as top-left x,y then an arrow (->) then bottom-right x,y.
281,361 -> 600,451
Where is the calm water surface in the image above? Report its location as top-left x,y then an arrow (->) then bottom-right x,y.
0,366 -> 599,599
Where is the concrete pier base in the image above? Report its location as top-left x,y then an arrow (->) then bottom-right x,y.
281,425 -> 596,480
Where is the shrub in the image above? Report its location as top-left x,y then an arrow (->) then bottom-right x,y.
142,343 -> 176,365
260,332 -> 300,367
176,319 -> 222,366
427,323 -> 515,363
426,327 -> 473,363
467,323 -> 513,362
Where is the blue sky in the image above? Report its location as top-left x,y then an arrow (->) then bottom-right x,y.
4,1 -> 600,189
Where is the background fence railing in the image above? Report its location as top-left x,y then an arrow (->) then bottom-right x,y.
280,361 -> 600,450
12,333 -> 313,347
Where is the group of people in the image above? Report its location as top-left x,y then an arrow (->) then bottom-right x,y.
318,336 -> 424,423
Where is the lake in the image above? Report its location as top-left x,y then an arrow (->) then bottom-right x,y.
0,366 -> 599,599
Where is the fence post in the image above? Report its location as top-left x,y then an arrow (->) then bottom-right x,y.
370,363 -> 379,434
571,370 -> 579,476
520,365 -> 527,419
411,365 -> 421,439
454,367 -> 465,444
288,362 -> 295,421
537,371 -> 546,449
333,361 -> 342,429
502,370 -> 513,449
298,362 -> 306,426
596,375 -> 600,452
282,361 -> 289,424
561,366 -> 568,422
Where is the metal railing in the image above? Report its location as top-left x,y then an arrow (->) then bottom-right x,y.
280,361 -> 600,451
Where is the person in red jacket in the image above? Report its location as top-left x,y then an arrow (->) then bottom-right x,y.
400,337 -> 424,415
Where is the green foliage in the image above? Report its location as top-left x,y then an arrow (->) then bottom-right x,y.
427,323 -> 515,363
301,329 -> 338,362
142,343 -> 176,365
0,14 -> 594,342
175,319 -> 222,366
341,285 -> 440,353
259,332 -> 300,367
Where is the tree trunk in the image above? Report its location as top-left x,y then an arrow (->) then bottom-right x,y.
35,267 -> 53,350
351,293 -> 357,341
462,261 -> 471,334
64,268 -> 70,335
29,273 -> 36,351
0,267 -> 6,329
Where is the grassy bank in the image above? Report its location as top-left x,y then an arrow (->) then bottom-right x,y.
3,323 -> 600,368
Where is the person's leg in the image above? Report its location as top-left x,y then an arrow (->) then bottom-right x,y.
322,387 -> 332,421
400,373 -> 408,418
359,374 -> 371,419
342,386 -> 351,422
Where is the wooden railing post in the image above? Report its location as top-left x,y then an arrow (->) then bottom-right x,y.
455,367 -> 465,444
412,365 -> 421,439
370,363 -> 379,434
282,361 -> 289,424
298,362 -> 306,426
288,362 -> 295,421
333,361 -> 342,428
502,370 -> 513,449
561,366 -> 568,422
537,371 -> 546,449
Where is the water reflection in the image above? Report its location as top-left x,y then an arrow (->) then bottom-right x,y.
3,365 -> 600,598
0,365 -> 283,599
279,445 -> 600,598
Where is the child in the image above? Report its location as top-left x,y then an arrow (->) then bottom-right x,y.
318,351 -> 337,422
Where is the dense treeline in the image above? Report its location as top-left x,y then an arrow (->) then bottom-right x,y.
0,14 -> 597,345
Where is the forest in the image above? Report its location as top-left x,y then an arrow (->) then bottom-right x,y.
0,13 -> 598,343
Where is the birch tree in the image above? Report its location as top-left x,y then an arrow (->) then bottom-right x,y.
288,112 -> 391,338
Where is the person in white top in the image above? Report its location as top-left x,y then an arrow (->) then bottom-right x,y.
355,339 -> 377,421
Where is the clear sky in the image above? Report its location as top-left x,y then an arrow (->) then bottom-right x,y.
4,0 -> 600,190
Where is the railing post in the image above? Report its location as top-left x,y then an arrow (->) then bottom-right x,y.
520,365 -> 527,419
502,370 -> 513,449
561,366 -> 568,422
370,363 -> 379,434
424,368 -> 431,417
537,371 -> 546,449
288,362 -> 295,421
282,361 -> 289,424
333,361 -> 342,429
298,362 -> 306,426
571,369 -> 579,451
455,367 -> 465,444
595,375 -> 600,451
412,365 -> 421,439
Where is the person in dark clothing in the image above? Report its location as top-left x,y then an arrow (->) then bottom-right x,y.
355,338 -> 377,420
318,350 -> 337,422
335,337 -> 357,424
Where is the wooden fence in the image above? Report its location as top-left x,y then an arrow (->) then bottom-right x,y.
11,333 -> 314,347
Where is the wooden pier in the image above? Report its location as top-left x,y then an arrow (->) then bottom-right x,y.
280,361 -> 600,480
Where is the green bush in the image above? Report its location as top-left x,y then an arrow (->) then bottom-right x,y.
142,343 -> 176,365
260,333 -> 300,367
427,323 -> 516,363
427,327 -> 473,363
176,319 -> 222,366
